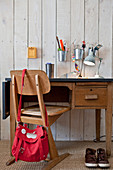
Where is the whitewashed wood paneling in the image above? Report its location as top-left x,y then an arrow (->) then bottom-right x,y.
29,0 -> 41,69
112,0 -> 113,138
83,109 -> 96,140
85,0 -> 98,78
112,0 -> 113,78
56,111 -> 70,140
27,0 -> 42,129
0,0 -> 14,139
14,0 -> 28,69
57,0 -> 71,77
99,0 -> 112,140
42,0 -> 57,139
42,0 -> 56,72
56,0 -> 71,140
71,109 -> 84,141
70,0 -> 84,140
71,0 -> 84,74
0,0 -> 113,141
100,109 -> 106,141
99,0 -> 112,78
83,0 -> 98,140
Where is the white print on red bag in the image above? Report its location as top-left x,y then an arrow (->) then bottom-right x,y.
21,129 -> 26,134
21,128 -> 37,139
26,132 -> 37,139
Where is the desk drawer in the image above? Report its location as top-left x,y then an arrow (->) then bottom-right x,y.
75,86 -> 107,106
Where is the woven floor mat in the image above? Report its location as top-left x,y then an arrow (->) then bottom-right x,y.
0,140 -> 113,170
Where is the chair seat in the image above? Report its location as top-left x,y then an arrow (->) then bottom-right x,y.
21,105 -> 70,117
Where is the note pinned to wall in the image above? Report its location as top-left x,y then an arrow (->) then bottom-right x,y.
28,47 -> 37,58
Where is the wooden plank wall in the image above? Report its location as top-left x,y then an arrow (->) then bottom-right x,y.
0,0 -> 14,139
0,0 -> 112,141
70,0 -> 84,140
84,0 -> 98,140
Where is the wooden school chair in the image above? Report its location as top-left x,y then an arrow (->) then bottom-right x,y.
7,70 -> 70,169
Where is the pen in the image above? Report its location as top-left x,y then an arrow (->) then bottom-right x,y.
60,39 -> 65,51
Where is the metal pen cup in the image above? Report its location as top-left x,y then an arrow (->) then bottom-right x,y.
88,47 -> 92,55
45,63 -> 54,78
58,51 -> 67,62
74,48 -> 83,60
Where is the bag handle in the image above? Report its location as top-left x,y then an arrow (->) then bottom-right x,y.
17,69 -> 26,123
17,69 -> 49,126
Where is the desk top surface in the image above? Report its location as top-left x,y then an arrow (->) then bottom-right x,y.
5,77 -> 113,83
50,77 -> 113,82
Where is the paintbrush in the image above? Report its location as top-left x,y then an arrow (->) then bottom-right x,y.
56,36 -> 61,49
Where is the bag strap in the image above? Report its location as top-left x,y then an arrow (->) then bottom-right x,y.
15,138 -> 23,162
17,69 -> 49,126
38,137 -> 45,160
17,69 -> 26,123
44,104 -> 49,127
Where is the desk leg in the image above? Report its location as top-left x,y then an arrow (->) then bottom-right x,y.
106,108 -> 112,156
10,83 -> 15,155
106,106 -> 112,156
96,109 -> 101,141
106,83 -> 113,156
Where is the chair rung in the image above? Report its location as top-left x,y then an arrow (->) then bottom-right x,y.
21,116 -> 43,125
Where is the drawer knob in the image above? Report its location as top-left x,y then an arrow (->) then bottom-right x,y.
85,94 -> 98,100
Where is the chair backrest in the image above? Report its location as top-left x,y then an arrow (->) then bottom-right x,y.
10,70 -> 50,95
10,70 -> 50,125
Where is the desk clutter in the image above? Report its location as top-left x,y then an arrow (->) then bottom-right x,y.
72,40 -> 103,78
56,36 -> 103,78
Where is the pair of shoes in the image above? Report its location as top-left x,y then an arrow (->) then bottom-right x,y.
85,148 -> 110,168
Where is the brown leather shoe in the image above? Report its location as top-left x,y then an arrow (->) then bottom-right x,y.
85,148 -> 97,168
97,148 -> 110,168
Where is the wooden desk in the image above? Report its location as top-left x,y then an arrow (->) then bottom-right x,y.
10,78 -> 113,156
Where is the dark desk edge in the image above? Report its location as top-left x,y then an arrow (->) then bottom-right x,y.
50,78 -> 113,82
5,77 -> 113,82
5,78 -> 11,82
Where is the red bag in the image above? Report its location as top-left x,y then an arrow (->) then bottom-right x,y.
12,69 -> 49,162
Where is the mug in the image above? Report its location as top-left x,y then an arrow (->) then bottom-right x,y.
45,63 -> 54,78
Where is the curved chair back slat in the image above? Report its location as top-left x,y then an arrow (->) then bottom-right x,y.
10,70 -> 50,95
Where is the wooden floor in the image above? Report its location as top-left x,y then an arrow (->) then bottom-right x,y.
0,140 -> 113,169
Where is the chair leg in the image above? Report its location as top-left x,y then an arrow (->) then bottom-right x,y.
6,157 -> 15,166
48,126 -> 58,159
44,126 -> 70,169
43,153 -> 70,170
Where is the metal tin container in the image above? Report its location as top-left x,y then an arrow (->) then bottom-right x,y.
58,51 -> 67,62
74,48 -> 83,60
45,63 -> 54,78
88,47 -> 92,55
